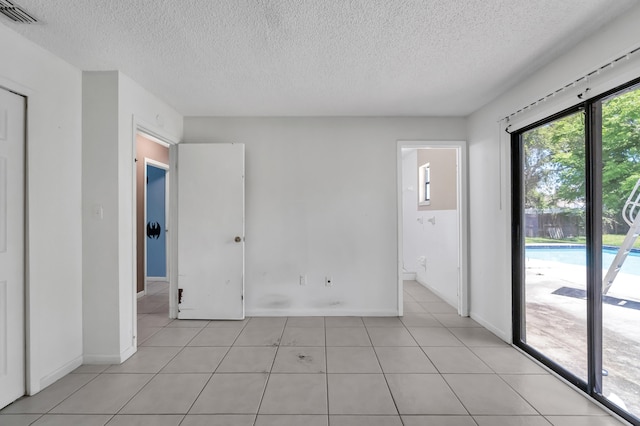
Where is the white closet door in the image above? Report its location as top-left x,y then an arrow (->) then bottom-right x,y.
176,143 -> 244,320
0,88 -> 25,408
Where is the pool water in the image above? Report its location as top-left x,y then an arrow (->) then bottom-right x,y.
526,245 -> 640,276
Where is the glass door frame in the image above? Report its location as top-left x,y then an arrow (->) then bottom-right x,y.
511,76 -> 640,426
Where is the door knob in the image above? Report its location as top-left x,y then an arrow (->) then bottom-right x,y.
235,236 -> 242,243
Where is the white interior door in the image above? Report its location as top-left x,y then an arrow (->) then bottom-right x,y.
177,143 -> 244,319
0,88 -> 25,408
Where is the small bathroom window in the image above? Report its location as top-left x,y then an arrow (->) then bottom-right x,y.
419,163 -> 431,206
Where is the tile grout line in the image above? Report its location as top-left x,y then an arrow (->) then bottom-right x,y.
362,319 -> 404,423
325,316 -> 330,425
112,316 -> 208,419
39,369 -> 106,417
403,311 -> 481,425
7,283 -> 622,425
491,371 -> 550,420
403,293 -> 479,423
251,317 -> 289,424
437,319 -> 510,424
179,324 -> 245,422
435,330 -> 484,426
133,292 -> 249,423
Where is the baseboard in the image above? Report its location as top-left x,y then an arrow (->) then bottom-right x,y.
137,290 -> 146,299
37,355 -> 83,392
246,308 -> 400,317
415,277 -> 458,309
415,275 -> 511,344
468,310 -> 511,343
403,272 -> 417,280
82,354 -> 122,364
83,345 -> 137,365
119,344 -> 136,363
146,277 -> 168,282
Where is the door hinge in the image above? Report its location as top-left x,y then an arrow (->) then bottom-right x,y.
178,288 -> 183,304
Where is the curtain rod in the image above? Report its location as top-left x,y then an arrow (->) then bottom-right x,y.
502,45 -> 640,133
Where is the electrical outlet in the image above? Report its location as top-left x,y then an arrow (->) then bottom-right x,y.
299,274 -> 307,286
325,276 -> 333,287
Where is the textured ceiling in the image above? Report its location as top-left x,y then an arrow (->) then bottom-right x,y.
2,0 -> 637,116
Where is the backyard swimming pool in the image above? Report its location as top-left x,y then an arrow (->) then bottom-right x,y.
526,245 -> 640,276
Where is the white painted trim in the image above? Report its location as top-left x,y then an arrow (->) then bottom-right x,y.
82,354 -> 122,365
145,159 -> 169,169
82,355 -> 123,365
247,309 -> 400,317
396,147 -> 404,317
169,144 -> 178,320
397,140 -> 470,317
470,310 -> 511,343
83,343 -> 137,365
134,116 -> 179,148
0,77 -> 34,97
37,356 -> 83,392
415,276 -> 457,310
140,132 -> 170,148
136,290 -> 146,299
119,344 -> 136,363
0,82 -> 34,396
132,116 -> 180,352
403,272 -> 417,280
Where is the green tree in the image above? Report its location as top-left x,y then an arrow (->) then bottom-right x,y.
602,88 -> 640,231
523,87 -> 640,233
523,111 -> 584,209
523,127 -> 555,209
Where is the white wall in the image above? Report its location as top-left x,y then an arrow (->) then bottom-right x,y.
82,72 -> 120,362
83,71 -> 182,363
467,3 -> 640,341
184,117 -> 466,316
402,149 -> 420,273
401,149 -> 459,307
0,24 -> 83,393
117,73 -> 183,355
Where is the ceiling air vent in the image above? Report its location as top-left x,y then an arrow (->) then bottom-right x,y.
0,0 -> 38,24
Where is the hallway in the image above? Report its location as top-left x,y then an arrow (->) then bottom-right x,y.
0,281 -> 625,425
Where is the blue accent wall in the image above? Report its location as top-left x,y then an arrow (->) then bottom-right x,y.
146,165 -> 166,277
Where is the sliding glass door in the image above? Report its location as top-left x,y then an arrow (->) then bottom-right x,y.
600,85 -> 640,419
513,79 -> 640,424
520,111 -> 588,382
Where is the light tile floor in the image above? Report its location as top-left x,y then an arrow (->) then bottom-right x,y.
1,281 -> 628,425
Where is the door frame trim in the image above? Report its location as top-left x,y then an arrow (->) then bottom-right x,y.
132,117 -> 179,345
396,140 -> 469,317
0,84 -> 28,399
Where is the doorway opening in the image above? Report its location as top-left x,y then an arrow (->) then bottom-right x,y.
397,141 -> 469,317
133,129 -> 173,346
136,133 -> 169,297
143,161 -> 169,288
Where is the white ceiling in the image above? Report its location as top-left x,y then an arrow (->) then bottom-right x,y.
2,0 -> 637,116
